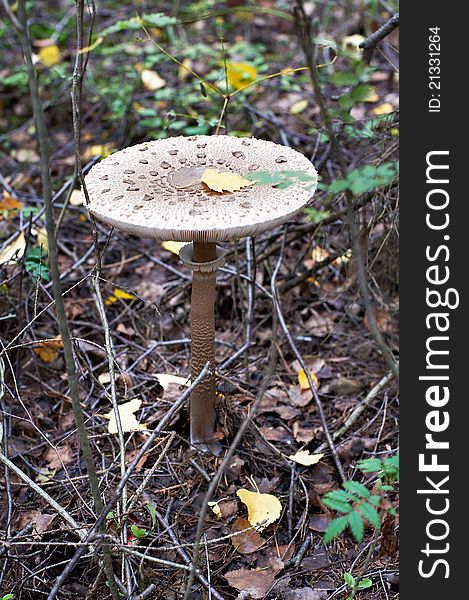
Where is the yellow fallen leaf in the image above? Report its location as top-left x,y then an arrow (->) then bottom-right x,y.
178,57 -> 192,82
371,103 -> 394,116
141,69 -> 166,91
208,501 -> 222,518
289,450 -> 324,466
154,374 -> 190,390
290,99 -> 308,115
201,168 -> 254,193
34,337 -> 63,363
105,287 -> 135,305
0,232 -> 26,265
333,248 -> 352,266
82,144 -> 114,160
69,189 -> 84,206
236,489 -> 282,530
98,372 -> 112,385
342,34 -> 365,58
114,288 -> 135,300
364,87 -> 379,103
297,369 -> 319,391
227,62 -> 257,90
104,398 -> 147,434
35,227 -> 49,253
38,44 -> 61,67
1,191 -> 22,214
162,241 -> 188,256
311,246 -> 329,263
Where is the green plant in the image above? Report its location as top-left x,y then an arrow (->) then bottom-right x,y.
327,162 -> 399,195
344,571 -> 372,599
25,246 -> 49,281
1,594 -> 15,600
322,452 -> 399,544
356,453 -> 400,491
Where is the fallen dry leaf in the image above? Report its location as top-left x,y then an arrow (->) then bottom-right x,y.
237,488 -> 282,530
298,369 -> 319,391
34,337 -> 63,363
217,499 -> 239,519
289,450 -> 324,466
154,373 -> 189,390
162,241 -> 188,256
371,102 -> 394,116
170,165 -> 205,188
292,421 -> 318,444
125,448 -> 149,472
282,587 -> 325,600
290,99 -> 308,115
224,567 -> 274,599
231,517 -> 266,554
0,191 -> 22,215
309,514 -> 330,533
104,398 -> 147,434
105,287 -> 135,305
43,444 -> 74,470
226,61 -> 257,90
201,168 -> 254,193
208,501 -> 222,518
38,44 -> 60,67
141,69 -> 166,91
69,189 -> 84,206
33,227 -> 48,253
0,232 -> 26,265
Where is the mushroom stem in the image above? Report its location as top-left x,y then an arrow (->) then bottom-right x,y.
189,242 -> 218,448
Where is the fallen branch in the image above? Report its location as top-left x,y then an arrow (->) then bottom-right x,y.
359,12 -> 399,63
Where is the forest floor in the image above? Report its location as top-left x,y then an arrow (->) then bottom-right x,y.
0,1 -> 399,599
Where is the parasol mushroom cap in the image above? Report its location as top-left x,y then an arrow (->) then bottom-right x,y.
84,135 -> 317,243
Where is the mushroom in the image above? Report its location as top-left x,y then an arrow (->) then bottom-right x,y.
85,135 -> 317,452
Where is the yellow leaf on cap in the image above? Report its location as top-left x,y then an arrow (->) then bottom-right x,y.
201,168 -> 254,193
38,44 -> 61,67
371,103 -> 394,116
162,241 -> 188,256
289,450 -> 324,466
297,369 -> 319,391
236,489 -> 282,530
141,69 -> 166,91
104,398 -> 147,434
0,232 -> 26,265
